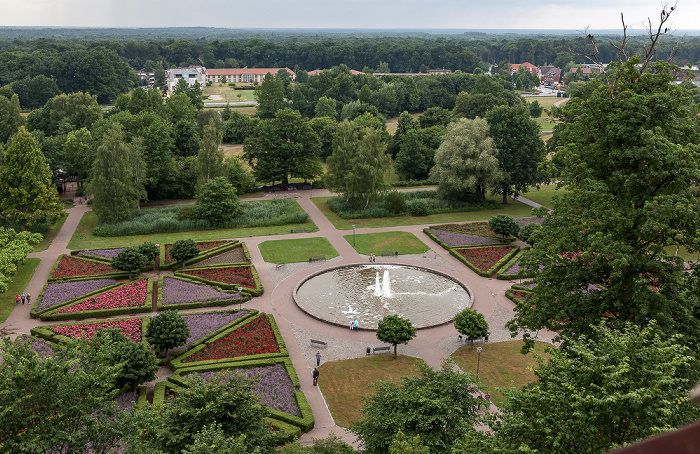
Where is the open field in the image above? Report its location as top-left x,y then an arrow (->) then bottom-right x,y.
258,237 -> 339,263
203,84 -> 255,102
343,231 -> 430,255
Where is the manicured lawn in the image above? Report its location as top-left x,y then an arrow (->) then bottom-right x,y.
343,231 -> 429,256
67,211 -> 317,250
663,245 -> 697,262
312,196 -> 534,230
529,96 -> 564,132
258,237 -> 339,263
0,258 -> 40,323
318,354 -> 426,428
451,339 -> 552,407
203,84 -> 255,102
33,213 -> 68,252
520,184 -> 567,209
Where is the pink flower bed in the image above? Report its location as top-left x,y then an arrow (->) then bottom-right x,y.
55,280 -> 148,314
50,319 -> 143,342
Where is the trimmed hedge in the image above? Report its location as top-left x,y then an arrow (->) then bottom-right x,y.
505,288 -> 533,304
155,275 -> 252,311
39,278 -> 155,322
47,254 -> 130,282
265,417 -> 301,444
160,240 -> 241,271
174,264 -> 264,297
450,245 -> 520,278
496,249 -> 535,280
30,316 -> 148,345
31,280 -> 122,318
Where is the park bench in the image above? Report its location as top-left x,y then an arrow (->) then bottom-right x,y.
270,186 -> 281,192
461,335 -> 489,343
373,346 -> 391,354
310,339 -> 327,347
275,262 -> 286,270
291,227 -> 306,233
310,255 -> 326,262
381,250 -> 398,257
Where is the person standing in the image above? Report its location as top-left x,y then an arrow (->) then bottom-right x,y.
316,350 -> 321,366
354,319 -> 359,331
26,293 -> 31,304
15,295 -> 20,305
349,321 -> 354,330
312,368 -> 319,386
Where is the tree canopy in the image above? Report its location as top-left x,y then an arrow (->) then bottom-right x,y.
145,309 -> 190,358
0,227 -> 42,293
376,315 -> 416,358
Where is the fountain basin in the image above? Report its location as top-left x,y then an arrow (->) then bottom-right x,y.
293,264 -> 472,330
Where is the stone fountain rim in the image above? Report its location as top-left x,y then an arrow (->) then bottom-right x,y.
293,262 -> 474,331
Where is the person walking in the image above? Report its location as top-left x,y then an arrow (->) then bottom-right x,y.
315,350 -> 321,366
26,293 -> 31,304
312,368 -> 319,386
354,319 -> 359,331
15,295 -> 20,305
20,293 -> 26,304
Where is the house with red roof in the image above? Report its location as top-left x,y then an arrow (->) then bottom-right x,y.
510,62 -> 541,77
206,68 -> 295,84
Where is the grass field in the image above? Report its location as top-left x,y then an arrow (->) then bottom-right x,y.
312,195 -> 534,230
258,237 -> 339,263
67,211 -> 317,250
318,354 -> 426,428
0,258 -> 40,323
203,84 -> 255,102
528,96 -> 565,132
451,339 -> 552,407
344,231 -> 430,256
520,184 -> 566,209
33,213 -> 68,252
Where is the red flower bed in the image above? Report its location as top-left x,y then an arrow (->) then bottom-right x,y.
183,314 -> 278,362
164,241 -> 228,264
433,222 -> 499,238
180,266 -> 256,288
55,280 -> 148,314
457,245 -> 514,272
50,319 -> 142,342
51,255 -> 117,279
510,290 -> 533,302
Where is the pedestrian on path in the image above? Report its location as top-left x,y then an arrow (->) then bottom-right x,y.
316,350 -> 321,366
354,319 -> 359,331
349,321 -> 354,330
26,293 -> 30,304
21,293 -> 26,304
15,295 -> 20,304
312,368 -> 319,386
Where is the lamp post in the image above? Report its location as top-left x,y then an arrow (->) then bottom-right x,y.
352,225 -> 356,246
476,346 -> 483,380
238,287 -> 243,311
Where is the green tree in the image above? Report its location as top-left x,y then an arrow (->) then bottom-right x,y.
528,100 -> 543,118
198,118 -> 225,184
182,424 -> 258,454
376,315 -> 416,358
170,238 -> 199,268
195,177 -> 242,227
0,228 -> 42,293
276,434 -> 355,454
464,323 -> 700,454
389,431 -> 430,454
350,359 -> 480,454
510,59 -> 700,342
488,214 -> 520,239
91,328 -> 158,390
145,309 -> 190,359
10,75 -> 60,110
243,108 -> 322,185
315,96 -> 338,119
430,118 -> 503,202
485,104 -> 546,203
90,124 -> 147,223
164,92 -> 197,125
454,308 -> 489,345
395,129 -> 434,180
62,127 -> 95,181
255,72 -> 286,119
46,92 -> 102,135
519,222 -> 541,246
388,110 -> 418,157
418,107 -> 451,128
0,93 -> 24,144
111,247 -> 146,280
0,127 -> 62,229
137,241 -> 159,265
326,120 -> 392,209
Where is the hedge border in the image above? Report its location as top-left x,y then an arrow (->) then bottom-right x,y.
159,240 -> 240,271
172,309 -> 259,355
423,227 -> 509,249
265,417 -> 301,444
174,264 -> 264,297
47,254 -> 130,282
39,278 -> 154,322
450,245 -> 520,277
30,316 -> 148,345
31,278 -> 121,318
505,288 -> 533,305
429,221 -> 512,242
70,247 -> 124,263
496,249 -> 537,280
156,275 -> 252,311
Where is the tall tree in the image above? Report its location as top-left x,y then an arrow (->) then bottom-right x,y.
61,128 -> 95,181
197,119 -> 225,184
145,310 -> 190,359
376,315 -> 416,358
254,72 -> 285,119
395,129 -> 435,180
0,93 -> 24,144
90,124 -> 146,223
0,127 -> 62,229
194,177 -> 242,227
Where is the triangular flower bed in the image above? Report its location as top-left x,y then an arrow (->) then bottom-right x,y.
32,278 -> 119,317
170,309 -> 256,356
75,247 -> 125,261
430,221 -> 503,240
161,240 -> 240,269
41,279 -> 153,321
31,317 -> 145,343
48,255 -> 129,281
451,245 -> 519,277
425,228 -> 504,247
175,264 -> 263,296
157,276 -> 250,310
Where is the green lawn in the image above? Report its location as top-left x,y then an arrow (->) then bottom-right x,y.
67,211 -> 317,250
312,196 -> 534,230
343,231 -> 429,256
258,237 -> 339,263
203,84 -> 255,102
0,258 -> 40,323
451,339 -> 551,407
33,213 -> 68,252
318,354 -> 426,428
519,184 -> 567,209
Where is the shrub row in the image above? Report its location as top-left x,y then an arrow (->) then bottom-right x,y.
159,240 -> 240,271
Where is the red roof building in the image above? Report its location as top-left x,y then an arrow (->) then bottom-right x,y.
206,68 -> 295,84
510,62 -> 541,76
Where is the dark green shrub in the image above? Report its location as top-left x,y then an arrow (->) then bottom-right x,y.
406,199 -> 430,216
489,214 -> 520,239
384,191 -> 406,214
519,222 -> 541,245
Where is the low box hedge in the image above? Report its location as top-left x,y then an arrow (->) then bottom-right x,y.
450,245 -> 520,278
30,316 -> 148,345
505,288 -> 533,304
159,240 -> 240,271
47,254 -> 131,282
155,275 -> 252,311
265,417 -> 301,444
173,264 -> 264,297
496,249 -> 536,280
268,390 -> 315,432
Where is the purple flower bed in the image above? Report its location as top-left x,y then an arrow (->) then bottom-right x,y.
428,228 -> 502,247
504,260 -> 521,275
37,278 -> 117,312
161,277 -> 242,306
514,217 -> 544,228
77,248 -> 125,259
188,363 -> 300,417
16,335 -> 55,358
170,310 -> 250,354
114,390 -> 139,410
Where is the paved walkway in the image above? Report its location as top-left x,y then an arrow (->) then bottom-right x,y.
0,189 -> 555,447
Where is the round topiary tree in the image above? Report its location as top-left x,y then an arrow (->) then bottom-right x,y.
146,310 -> 190,359
454,308 -> 489,346
194,177 -> 243,227
376,315 -> 417,358
138,241 -> 159,265
519,222 -> 541,246
112,247 -> 147,280
91,328 -> 159,390
489,214 -> 520,240
170,239 -> 199,268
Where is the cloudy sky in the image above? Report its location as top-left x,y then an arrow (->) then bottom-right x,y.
2,0 -> 698,31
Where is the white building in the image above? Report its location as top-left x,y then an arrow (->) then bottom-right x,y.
166,65 -> 207,91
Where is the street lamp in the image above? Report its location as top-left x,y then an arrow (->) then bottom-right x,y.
352,225 -> 356,246
476,346 -> 483,380
238,286 -> 243,311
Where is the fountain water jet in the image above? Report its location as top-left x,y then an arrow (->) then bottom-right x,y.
382,269 -> 392,297
374,272 -> 381,296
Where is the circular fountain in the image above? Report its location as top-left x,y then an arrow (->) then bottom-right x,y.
293,264 -> 472,329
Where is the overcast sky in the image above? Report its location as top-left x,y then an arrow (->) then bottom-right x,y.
2,0 -> 698,32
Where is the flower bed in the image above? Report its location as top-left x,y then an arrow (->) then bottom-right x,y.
187,363 -> 301,416
35,278 -> 117,313
160,277 -> 242,307
183,315 -> 278,363
77,248 -> 125,259
179,265 -> 257,289
115,389 -> 140,411
431,221 -> 500,239
48,318 -> 143,343
193,246 -> 249,267
164,241 -> 229,265
55,280 -> 148,314
170,311 -> 251,355
50,255 -> 119,280
427,228 -> 502,247
456,245 -> 517,274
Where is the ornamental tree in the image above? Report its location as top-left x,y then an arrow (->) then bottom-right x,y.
145,310 -> 190,359
112,247 -> 147,280
0,227 -> 42,293
454,308 -> 489,345
137,242 -> 159,264
194,177 -> 242,227
488,214 -> 520,240
376,315 -> 416,358
91,328 -> 158,390
170,239 -> 199,268
350,359 -> 481,454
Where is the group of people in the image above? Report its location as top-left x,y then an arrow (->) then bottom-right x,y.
369,253 -> 376,262
349,319 -> 359,331
15,292 -> 30,305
